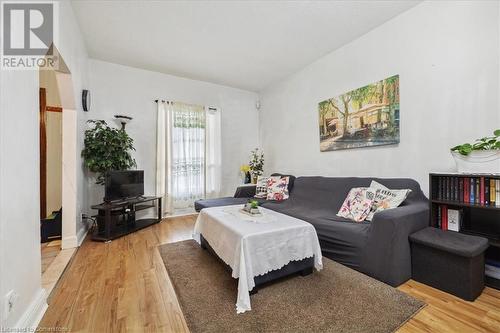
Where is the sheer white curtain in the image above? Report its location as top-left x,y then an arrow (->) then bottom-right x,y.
156,101 -> 221,215
205,107 -> 221,199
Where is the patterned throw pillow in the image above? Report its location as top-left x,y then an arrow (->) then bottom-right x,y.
254,176 -> 269,198
266,176 -> 290,201
365,181 -> 412,221
337,187 -> 377,222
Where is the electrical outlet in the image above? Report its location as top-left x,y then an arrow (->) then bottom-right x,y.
81,213 -> 89,222
3,290 -> 19,319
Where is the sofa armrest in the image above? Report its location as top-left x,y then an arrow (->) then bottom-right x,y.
234,184 -> 256,198
360,202 -> 429,286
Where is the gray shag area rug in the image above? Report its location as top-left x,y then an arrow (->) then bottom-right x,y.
159,240 -> 424,333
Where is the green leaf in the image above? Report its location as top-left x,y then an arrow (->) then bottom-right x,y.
494,129 -> 500,137
81,119 -> 136,184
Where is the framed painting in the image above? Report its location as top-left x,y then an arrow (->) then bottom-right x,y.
318,75 -> 400,152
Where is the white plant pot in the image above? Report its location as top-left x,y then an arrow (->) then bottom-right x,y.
451,150 -> 500,174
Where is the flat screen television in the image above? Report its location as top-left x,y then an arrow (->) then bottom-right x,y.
104,170 -> 144,201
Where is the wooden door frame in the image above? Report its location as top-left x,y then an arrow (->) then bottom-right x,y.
39,87 -> 63,218
40,88 -> 47,219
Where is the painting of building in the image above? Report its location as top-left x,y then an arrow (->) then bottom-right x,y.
318,75 -> 400,151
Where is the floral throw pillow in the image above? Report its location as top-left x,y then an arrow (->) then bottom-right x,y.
266,176 -> 290,201
337,187 -> 377,222
254,176 -> 269,198
365,181 -> 411,221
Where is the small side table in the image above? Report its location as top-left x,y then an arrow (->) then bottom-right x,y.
234,184 -> 257,198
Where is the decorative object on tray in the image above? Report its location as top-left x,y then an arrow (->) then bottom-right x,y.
266,176 -> 290,201
318,75 -> 400,152
240,200 -> 261,216
451,129 -> 500,173
249,148 -> 264,183
240,164 -> 251,184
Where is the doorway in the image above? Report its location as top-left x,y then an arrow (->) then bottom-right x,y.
39,84 -> 63,273
38,46 -> 79,295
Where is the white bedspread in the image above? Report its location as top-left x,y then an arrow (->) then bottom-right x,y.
193,205 -> 323,314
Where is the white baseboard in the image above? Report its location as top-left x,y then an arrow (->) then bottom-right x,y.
61,235 -> 78,249
14,288 -> 47,330
77,226 -> 88,246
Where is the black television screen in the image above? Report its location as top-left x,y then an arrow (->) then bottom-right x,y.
105,170 -> 144,201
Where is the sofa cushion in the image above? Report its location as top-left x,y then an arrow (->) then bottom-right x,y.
280,176 -> 426,213
271,173 -> 296,193
366,181 -> 412,221
254,176 -> 269,198
337,187 -> 377,222
266,176 -> 290,201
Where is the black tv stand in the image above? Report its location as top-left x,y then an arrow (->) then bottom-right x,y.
91,196 -> 162,242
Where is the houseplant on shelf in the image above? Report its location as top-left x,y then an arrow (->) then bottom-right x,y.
249,148 -> 264,183
451,129 -> 500,173
82,120 -> 137,184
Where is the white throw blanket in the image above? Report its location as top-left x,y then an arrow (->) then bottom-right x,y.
193,205 -> 323,313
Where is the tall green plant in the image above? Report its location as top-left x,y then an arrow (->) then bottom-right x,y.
82,120 -> 137,184
451,129 -> 500,156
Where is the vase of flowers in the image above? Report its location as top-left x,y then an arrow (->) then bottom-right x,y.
240,164 -> 251,184
249,148 -> 264,183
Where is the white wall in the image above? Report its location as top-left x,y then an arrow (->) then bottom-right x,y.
56,1 -> 90,244
0,1 -> 89,328
0,70 -> 44,329
86,60 -> 260,206
259,0 -> 500,194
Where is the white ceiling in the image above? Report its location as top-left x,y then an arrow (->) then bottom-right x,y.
72,0 -> 420,92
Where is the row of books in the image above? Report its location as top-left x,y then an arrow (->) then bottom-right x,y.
434,176 -> 500,206
435,205 -> 462,231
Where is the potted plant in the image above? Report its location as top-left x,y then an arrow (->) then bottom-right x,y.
249,148 -> 264,183
451,129 -> 500,173
81,120 -> 137,184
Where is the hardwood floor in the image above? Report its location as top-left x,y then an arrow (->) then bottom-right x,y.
39,214 -> 500,332
41,240 -> 61,274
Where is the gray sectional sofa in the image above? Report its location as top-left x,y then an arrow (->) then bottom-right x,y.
195,175 -> 429,287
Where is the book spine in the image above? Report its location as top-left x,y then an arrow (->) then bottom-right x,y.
438,177 -> 443,200
480,177 -> 485,205
441,205 -> 447,230
485,178 -> 490,205
464,178 -> 470,203
444,205 -> 448,230
497,179 -> 500,206
449,177 -> 453,201
443,177 -> 448,200
454,177 -> 458,201
437,205 -> 441,229
476,178 -> 480,204
490,178 -> 496,205
470,178 -> 475,204
459,177 -> 464,203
